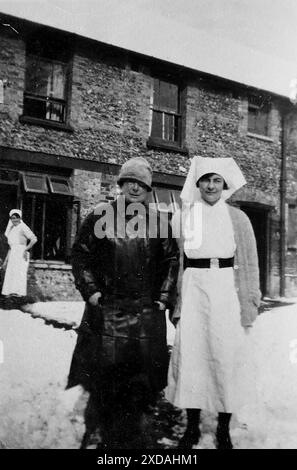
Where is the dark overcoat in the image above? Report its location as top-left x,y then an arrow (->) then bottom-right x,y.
67,199 -> 179,404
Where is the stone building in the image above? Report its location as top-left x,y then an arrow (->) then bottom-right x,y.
0,11 -> 297,300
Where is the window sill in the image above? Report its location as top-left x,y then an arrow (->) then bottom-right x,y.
19,115 -> 74,132
247,132 -> 273,143
147,137 -> 188,155
30,260 -> 72,270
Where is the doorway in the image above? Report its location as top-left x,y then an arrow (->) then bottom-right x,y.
0,184 -> 18,262
239,204 -> 271,297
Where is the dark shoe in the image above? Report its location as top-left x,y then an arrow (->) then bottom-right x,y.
216,429 -> 233,449
179,428 -> 201,449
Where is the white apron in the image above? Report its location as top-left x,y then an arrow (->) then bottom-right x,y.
2,223 -> 33,296
166,200 -> 256,416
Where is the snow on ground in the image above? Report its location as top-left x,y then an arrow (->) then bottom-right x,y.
0,309 -> 87,449
194,300 -> 297,449
1,301 -> 297,448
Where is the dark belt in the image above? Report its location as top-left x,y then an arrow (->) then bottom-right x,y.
184,256 -> 234,269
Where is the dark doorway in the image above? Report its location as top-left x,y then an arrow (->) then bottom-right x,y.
239,204 -> 271,297
0,184 -> 18,263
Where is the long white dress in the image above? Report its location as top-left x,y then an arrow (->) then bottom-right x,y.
166,199 -> 255,416
1,223 -> 36,296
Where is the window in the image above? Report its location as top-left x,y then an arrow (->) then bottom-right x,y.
248,96 -> 270,136
22,194 -> 71,261
0,168 -> 75,262
22,173 -> 48,193
23,30 -> 71,124
150,186 -> 181,213
47,176 -> 73,195
150,78 -> 181,145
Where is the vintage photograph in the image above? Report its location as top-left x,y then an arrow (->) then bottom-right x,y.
0,0 -> 297,451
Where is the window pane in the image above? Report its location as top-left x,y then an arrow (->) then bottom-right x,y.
51,62 -> 66,99
29,196 -> 43,259
48,177 -> 72,195
171,189 -> 182,211
23,96 -> 47,120
257,111 -> 268,135
154,188 -> 175,212
45,101 -> 66,122
248,107 -> 258,133
248,104 -> 269,136
22,173 -> 48,193
159,80 -> 178,111
44,199 -> 67,260
163,114 -> 180,142
151,110 -> 163,138
26,57 -> 52,96
153,79 -> 179,112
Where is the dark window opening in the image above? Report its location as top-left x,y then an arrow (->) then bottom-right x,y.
248,96 -> 270,136
23,30 -> 71,124
150,78 -> 181,144
0,168 -> 75,262
22,194 -> 69,261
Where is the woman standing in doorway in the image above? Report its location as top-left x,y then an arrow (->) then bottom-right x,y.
166,156 -> 261,449
1,209 -> 37,297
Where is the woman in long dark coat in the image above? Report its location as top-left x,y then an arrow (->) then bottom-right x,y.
67,157 -> 179,448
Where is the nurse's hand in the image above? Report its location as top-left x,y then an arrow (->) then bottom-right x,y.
23,250 -> 29,261
88,292 -> 102,306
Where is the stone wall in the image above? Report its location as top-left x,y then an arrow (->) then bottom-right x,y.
1,19 -> 297,298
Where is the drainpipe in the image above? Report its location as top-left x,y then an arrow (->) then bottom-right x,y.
280,112 -> 288,297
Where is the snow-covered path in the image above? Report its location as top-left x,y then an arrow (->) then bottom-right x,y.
0,309 -> 86,449
1,302 -> 297,448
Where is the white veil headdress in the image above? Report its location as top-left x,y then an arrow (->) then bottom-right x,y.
178,157 -> 246,250
180,156 -> 246,205
4,209 -> 23,238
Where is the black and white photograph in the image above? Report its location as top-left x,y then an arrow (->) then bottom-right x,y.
0,0 -> 297,453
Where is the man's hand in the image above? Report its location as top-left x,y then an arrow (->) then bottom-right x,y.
88,292 -> 102,306
154,301 -> 166,311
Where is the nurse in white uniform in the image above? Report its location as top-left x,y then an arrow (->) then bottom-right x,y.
2,209 -> 37,297
166,157 -> 261,449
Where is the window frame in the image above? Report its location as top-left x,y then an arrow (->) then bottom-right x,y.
247,96 -> 271,138
21,31 -> 73,131
150,185 -> 182,214
148,77 -> 187,153
47,176 -> 73,196
22,172 -> 49,194
0,167 -> 75,262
